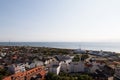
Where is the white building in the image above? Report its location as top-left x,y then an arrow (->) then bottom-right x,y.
25,62 -> 30,68
49,65 -> 61,75
29,63 -> 36,68
50,60 -> 60,66
60,62 -> 69,73
0,53 -> 6,57
48,60 -> 61,75
68,61 -> 85,73
34,61 -> 44,67
0,57 -> 2,59
8,64 -> 26,74
44,58 -> 53,65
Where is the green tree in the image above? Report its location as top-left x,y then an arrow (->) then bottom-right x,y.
72,55 -> 80,62
0,68 -> 10,80
78,75 -> 93,80
81,54 -> 89,61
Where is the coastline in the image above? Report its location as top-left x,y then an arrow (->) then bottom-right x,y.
0,45 -> 119,54
0,42 -> 120,53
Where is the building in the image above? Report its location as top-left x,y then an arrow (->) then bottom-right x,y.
68,61 -> 85,73
49,65 -> 61,75
48,60 -> 61,75
60,61 -> 69,73
90,63 -> 99,73
34,61 -> 44,67
8,64 -> 26,74
0,53 -> 6,57
3,66 -> 46,80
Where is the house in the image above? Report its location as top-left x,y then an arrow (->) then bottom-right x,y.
44,58 -> 54,65
8,63 -> 26,74
55,55 -> 73,64
85,60 -> 105,73
29,63 -> 36,68
0,53 -> 6,57
35,61 -> 44,66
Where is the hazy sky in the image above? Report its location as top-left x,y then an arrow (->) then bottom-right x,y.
0,0 -> 120,42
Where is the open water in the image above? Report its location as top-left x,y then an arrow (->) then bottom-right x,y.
0,42 -> 120,52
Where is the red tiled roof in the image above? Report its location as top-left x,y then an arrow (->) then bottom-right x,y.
3,66 -> 46,80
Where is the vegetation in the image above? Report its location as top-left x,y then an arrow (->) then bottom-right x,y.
31,47 -> 74,56
81,54 -> 89,61
72,54 -> 89,62
0,68 -> 10,80
72,55 -> 80,62
46,72 -> 93,80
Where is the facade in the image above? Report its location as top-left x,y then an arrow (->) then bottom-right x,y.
84,61 -> 106,73
68,61 -> 85,73
29,63 -> 36,68
64,58 -> 72,64
44,58 -> 53,65
49,60 -> 61,75
34,61 -> 44,67
8,64 -> 26,74
50,60 -> 60,66
49,65 -> 61,75
60,62 -> 69,73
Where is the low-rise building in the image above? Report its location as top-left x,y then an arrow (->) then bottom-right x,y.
68,61 -> 85,73
60,61 -> 69,73
0,53 -> 6,57
34,61 -> 44,67
29,63 -> 36,68
49,65 -> 61,75
48,60 -> 61,75
8,64 -> 26,74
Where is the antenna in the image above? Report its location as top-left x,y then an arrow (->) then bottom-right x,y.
9,40 -> 10,46
79,44 -> 81,50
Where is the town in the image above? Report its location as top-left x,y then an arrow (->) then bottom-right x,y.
0,46 -> 120,80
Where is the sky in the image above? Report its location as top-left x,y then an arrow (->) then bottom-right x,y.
0,0 -> 120,42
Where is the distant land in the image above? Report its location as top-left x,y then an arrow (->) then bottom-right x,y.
0,42 -> 120,53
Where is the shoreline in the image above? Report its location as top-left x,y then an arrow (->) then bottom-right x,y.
0,42 -> 120,53
0,45 -> 119,54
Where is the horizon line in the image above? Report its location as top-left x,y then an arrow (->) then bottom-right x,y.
0,41 -> 120,43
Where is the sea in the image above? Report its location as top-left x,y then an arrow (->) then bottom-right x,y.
0,42 -> 120,53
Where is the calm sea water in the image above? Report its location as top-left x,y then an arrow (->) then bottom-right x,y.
0,42 -> 120,52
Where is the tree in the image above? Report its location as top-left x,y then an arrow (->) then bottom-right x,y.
72,55 -> 80,62
81,54 -> 89,61
78,75 -> 93,80
0,68 -> 10,80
